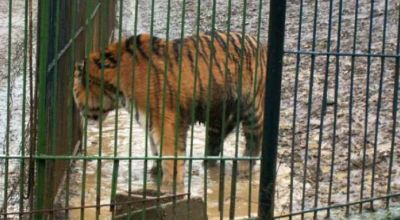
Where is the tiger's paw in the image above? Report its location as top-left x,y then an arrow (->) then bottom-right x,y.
237,160 -> 255,178
161,178 -> 185,194
149,163 -> 162,176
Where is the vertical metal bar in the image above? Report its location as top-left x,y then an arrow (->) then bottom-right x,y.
187,0 -> 201,213
172,1 -> 188,217
313,0 -> 334,218
81,1 -> 95,218
327,0 -> 343,217
359,0 -> 375,212
36,0 -> 51,218
289,1 -> 304,218
66,1 -> 78,218
96,0 -> 109,218
386,2 -> 400,208
247,0 -> 265,217
19,0 -> 29,216
218,1 -> 233,219
258,0 -> 286,219
28,0 -> 35,216
142,0 -> 156,219
127,0 -> 140,219
158,0 -> 172,200
110,0 -> 123,218
3,0 -> 13,218
370,0 -> 389,209
346,0 -> 360,215
301,1 -> 319,218
49,2 -> 61,217
229,0 -> 249,217
205,0 -> 218,217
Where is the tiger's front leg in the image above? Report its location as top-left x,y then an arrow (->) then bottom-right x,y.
159,114 -> 188,192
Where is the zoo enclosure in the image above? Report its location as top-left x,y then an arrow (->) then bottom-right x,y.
0,0 -> 399,219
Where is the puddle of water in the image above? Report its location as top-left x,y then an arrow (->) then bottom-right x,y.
69,110 -> 260,219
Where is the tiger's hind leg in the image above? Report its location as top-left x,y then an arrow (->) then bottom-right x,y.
204,111 -> 236,167
238,100 -> 263,176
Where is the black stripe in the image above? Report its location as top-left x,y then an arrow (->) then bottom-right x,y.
136,34 -> 149,59
228,33 -> 241,57
173,39 -> 181,62
187,49 -> 194,74
152,36 -> 162,56
245,35 -> 256,53
214,32 -> 227,50
204,36 -> 224,77
105,52 -> 117,64
126,36 -> 134,54
189,37 -> 205,94
198,36 -> 210,66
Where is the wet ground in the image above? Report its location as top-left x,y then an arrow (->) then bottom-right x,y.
68,110 -> 261,219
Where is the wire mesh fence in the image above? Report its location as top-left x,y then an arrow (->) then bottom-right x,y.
0,0 -> 399,219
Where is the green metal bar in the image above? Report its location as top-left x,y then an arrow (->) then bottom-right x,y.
386,3 -> 400,208
142,0 -> 156,219
327,0 -> 343,217
127,0 -> 140,219
95,1 -> 111,219
203,0 -> 218,217
313,0 -> 334,218
359,0 -> 375,213
47,2 -> 62,217
246,0 -> 264,217
300,1 -> 319,218
187,2 -> 201,217
218,0 -> 233,219
258,0 -> 287,219
81,1 -> 97,219
370,0 -> 389,209
110,0 -> 124,218
0,155 -> 261,160
229,1 -> 248,218
157,0 -> 172,217
289,0 -> 304,218
19,0 -> 29,216
3,0 -> 13,218
35,0 -> 51,219
171,1 -> 188,218
283,50 -> 400,58
65,0 -> 78,218
346,0 -> 359,214
127,1 -> 140,218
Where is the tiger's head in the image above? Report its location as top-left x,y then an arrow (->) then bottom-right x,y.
72,58 -> 124,122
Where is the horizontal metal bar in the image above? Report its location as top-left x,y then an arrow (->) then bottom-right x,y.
0,192 -> 189,216
274,193 -> 400,218
0,155 -> 261,160
284,50 -> 400,58
46,2 -> 101,73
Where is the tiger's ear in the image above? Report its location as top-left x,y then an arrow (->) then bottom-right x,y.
89,52 -> 100,64
74,60 -> 85,78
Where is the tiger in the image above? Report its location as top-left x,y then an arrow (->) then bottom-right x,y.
72,31 -> 267,190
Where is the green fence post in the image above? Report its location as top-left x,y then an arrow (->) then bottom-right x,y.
258,0 -> 287,219
35,0 -> 50,219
